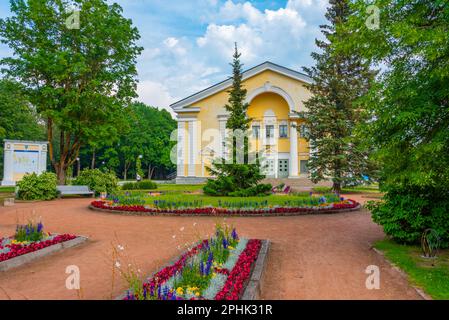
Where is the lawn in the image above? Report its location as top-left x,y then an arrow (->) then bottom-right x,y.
313,184 -> 380,194
0,186 -> 15,193
116,188 -> 342,208
154,184 -> 204,193
374,239 -> 449,300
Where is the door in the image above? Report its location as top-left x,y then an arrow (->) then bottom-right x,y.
264,159 -> 275,178
278,159 -> 289,178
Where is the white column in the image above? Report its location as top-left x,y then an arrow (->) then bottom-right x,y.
38,144 -> 47,174
289,124 -> 299,178
1,143 -> 14,185
188,120 -> 198,177
177,121 -> 185,177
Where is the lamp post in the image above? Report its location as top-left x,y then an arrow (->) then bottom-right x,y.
76,157 -> 80,177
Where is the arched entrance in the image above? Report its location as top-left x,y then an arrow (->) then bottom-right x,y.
245,88 -> 299,178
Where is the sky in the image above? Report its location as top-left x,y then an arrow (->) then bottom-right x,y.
0,0 -> 329,113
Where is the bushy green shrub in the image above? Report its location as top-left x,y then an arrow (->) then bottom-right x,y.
16,172 -> 58,200
121,180 -> 157,190
73,169 -> 118,194
367,184 -> 449,248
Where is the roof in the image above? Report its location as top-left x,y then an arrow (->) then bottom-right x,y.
170,61 -> 312,111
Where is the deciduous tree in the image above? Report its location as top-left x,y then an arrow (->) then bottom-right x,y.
0,0 -> 142,183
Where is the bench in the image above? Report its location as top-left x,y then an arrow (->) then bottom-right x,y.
57,185 -> 95,198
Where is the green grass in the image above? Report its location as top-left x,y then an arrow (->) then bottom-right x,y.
154,184 -> 204,193
117,190 -> 333,207
313,184 -> 380,194
374,239 -> 449,300
0,186 -> 15,193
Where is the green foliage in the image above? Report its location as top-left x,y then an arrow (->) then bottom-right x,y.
16,172 -> 58,201
0,0 -> 143,183
73,169 -> 118,194
0,79 -> 45,179
341,1 -> 449,246
204,45 -> 267,196
81,102 -> 177,180
204,163 -> 268,196
367,185 -> 449,248
135,156 -> 144,179
298,0 -> 377,193
121,180 -> 157,190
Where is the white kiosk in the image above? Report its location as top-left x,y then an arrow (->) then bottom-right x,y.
1,139 -> 48,186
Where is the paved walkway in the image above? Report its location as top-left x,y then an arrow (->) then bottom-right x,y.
0,196 -> 420,300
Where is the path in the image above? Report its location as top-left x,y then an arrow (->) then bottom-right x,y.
0,196 -> 420,300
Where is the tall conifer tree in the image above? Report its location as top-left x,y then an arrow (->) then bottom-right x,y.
300,0 -> 376,193
204,44 -> 269,196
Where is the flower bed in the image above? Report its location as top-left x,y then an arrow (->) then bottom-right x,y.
0,219 -> 85,270
0,234 -> 77,262
120,226 -> 264,300
90,198 -> 360,216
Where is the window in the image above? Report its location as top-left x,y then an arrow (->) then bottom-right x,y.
266,125 -> 274,138
252,125 -> 260,139
279,124 -> 288,138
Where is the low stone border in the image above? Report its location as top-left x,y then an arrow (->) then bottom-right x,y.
0,236 -> 88,272
371,247 -> 432,300
241,239 -> 270,300
89,204 -> 361,217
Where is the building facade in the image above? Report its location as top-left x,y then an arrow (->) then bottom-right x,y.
170,62 -> 312,184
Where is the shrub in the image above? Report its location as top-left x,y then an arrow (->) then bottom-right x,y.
367,184 -> 449,248
73,169 -> 118,194
121,180 -> 157,190
16,172 -> 58,200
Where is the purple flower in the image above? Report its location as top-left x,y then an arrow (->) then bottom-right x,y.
199,261 -> 204,275
37,222 -> 43,233
231,228 -> 238,240
222,238 -> 228,249
205,252 -> 213,275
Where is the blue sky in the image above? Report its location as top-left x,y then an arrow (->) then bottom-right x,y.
0,0 -> 328,112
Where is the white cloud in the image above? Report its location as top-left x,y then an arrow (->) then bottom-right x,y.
132,0 -> 328,112
137,80 -> 177,112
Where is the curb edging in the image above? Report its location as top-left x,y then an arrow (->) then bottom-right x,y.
241,239 -> 270,300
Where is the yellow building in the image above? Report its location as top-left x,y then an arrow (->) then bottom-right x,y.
171,61 -> 312,184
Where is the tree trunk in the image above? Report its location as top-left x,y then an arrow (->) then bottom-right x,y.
124,162 -> 128,181
56,166 -> 66,185
91,147 -> 96,169
332,181 -> 341,194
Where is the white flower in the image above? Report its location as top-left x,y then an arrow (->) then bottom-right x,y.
172,235 -> 176,239
115,261 -> 121,269
180,227 -> 185,231
117,245 -> 124,251
193,222 -> 197,227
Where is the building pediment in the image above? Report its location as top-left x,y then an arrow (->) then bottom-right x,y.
170,61 -> 312,112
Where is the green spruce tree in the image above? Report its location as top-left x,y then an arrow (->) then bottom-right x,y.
203,44 -> 270,196
299,0 -> 376,193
